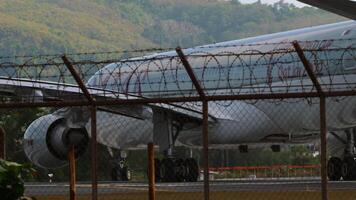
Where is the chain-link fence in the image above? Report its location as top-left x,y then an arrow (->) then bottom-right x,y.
0,38 -> 355,200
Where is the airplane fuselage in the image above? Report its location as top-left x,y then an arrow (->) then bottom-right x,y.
84,21 -> 356,155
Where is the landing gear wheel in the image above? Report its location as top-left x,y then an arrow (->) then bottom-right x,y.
121,166 -> 130,181
160,158 -> 176,182
111,167 -> 119,181
175,159 -> 186,182
327,157 -> 342,181
155,158 -> 161,182
184,158 -> 199,182
111,166 -> 130,181
341,157 -> 356,181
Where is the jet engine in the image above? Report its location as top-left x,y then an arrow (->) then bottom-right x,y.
23,114 -> 89,168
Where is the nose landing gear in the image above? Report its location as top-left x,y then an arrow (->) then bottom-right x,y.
111,163 -> 130,181
111,150 -> 131,181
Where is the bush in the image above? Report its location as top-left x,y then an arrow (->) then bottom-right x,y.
0,159 -> 35,200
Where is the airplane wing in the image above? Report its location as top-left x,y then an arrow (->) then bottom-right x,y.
297,0 -> 356,20
0,77 -> 215,123
0,76 -> 118,101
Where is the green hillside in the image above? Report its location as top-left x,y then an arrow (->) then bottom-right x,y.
0,0 -> 154,56
0,0 -> 345,57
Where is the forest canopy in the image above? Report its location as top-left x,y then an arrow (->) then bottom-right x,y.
0,0 -> 345,57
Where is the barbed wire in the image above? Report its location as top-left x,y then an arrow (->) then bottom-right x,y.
0,37 -> 354,60
0,38 -> 354,104
0,47 -> 176,60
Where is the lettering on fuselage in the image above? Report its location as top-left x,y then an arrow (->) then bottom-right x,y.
268,39 -> 334,84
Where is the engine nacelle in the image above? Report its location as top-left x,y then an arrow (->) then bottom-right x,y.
24,114 -> 89,169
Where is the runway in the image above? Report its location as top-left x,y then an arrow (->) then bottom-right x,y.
25,178 -> 356,196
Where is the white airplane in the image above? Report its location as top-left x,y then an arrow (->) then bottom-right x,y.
2,2 -> 353,182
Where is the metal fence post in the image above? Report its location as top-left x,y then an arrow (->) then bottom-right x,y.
148,143 -> 156,200
203,100 -> 209,200
91,105 -> 98,200
69,146 -> 77,200
293,41 -> 328,200
176,47 -> 209,200
62,55 -> 98,200
320,96 -> 328,200
0,127 -> 5,159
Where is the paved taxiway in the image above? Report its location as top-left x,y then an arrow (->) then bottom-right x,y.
25,178 -> 356,196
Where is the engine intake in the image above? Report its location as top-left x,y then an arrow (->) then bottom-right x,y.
24,114 -> 89,169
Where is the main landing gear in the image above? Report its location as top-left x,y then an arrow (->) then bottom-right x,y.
155,157 -> 199,182
328,129 -> 356,181
153,110 -> 200,182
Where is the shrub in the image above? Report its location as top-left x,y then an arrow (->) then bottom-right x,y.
0,159 -> 35,200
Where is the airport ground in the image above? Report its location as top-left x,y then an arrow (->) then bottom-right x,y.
25,179 -> 356,200
27,191 -> 356,200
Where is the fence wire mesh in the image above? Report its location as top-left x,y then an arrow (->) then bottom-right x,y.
0,39 -> 355,200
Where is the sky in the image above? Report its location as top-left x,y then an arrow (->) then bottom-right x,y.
239,0 -> 309,7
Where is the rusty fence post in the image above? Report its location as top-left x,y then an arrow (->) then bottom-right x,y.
176,47 -> 206,99
148,143 -> 156,200
319,96 -> 328,200
202,100 -> 209,200
0,127 -> 5,159
69,146 -> 77,200
176,47 -> 210,200
91,105 -> 98,200
62,56 -> 95,105
62,55 -> 98,200
293,41 -> 328,200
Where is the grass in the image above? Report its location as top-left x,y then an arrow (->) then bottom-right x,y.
32,190 -> 356,200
